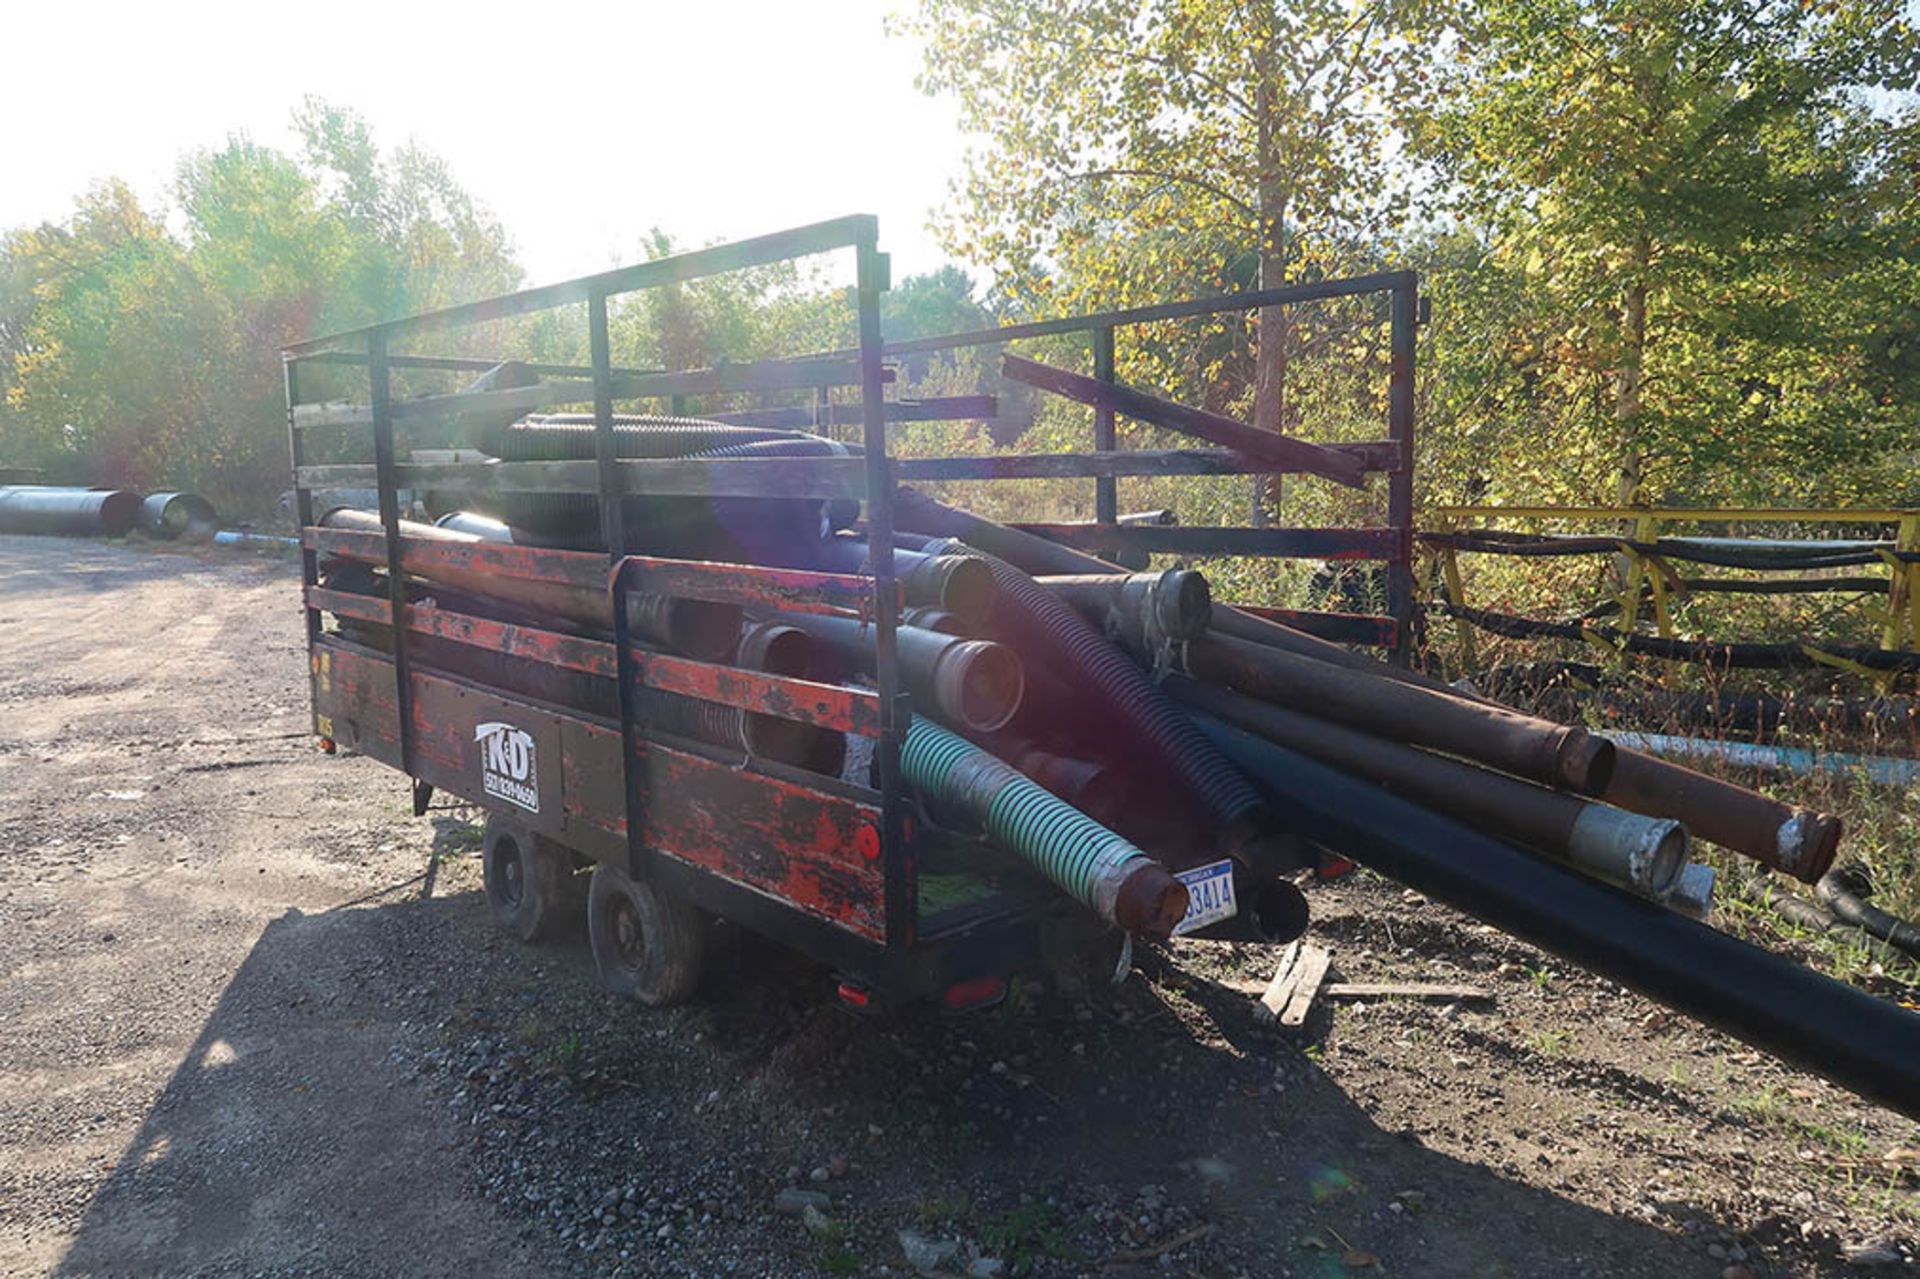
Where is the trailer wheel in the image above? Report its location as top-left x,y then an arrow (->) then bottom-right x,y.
587,863 -> 707,1006
482,813 -> 572,943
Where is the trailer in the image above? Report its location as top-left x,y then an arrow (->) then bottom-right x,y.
282,217 -> 1406,1008
283,217 -> 1920,1121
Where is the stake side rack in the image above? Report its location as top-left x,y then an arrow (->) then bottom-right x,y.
283,215 -> 1419,1003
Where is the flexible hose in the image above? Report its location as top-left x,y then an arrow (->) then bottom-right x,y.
1816,869 -> 1920,958
926,540 -> 1273,867
900,718 -> 1181,935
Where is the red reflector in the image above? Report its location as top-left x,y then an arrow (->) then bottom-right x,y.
855,823 -> 882,863
835,982 -> 871,1008
1317,853 -> 1357,879
942,974 -> 1007,1010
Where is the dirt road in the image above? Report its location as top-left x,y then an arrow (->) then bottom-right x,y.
1,535 -> 1914,1278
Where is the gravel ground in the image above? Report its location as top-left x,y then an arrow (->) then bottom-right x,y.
1,534 -> 1916,1279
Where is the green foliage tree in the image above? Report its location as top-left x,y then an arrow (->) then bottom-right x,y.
0,101 -> 519,513
899,0 -> 1433,439
1426,0 -> 1920,506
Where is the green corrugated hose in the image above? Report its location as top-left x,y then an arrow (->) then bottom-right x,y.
900,717 -> 1150,926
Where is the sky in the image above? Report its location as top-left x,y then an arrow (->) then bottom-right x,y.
1,1 -> 967,287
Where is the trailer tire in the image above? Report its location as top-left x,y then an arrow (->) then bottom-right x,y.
482,813 -> 572,943
587,863 -> 707,1006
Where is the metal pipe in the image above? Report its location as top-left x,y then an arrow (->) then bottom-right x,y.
1207,601 -> 1841,884
1609,730 -> 1920,790
808,539 -> 996,629
779,613 -> 1025,734
1037,570 -> 1212,645
902,606 -> 967,635
0,486 -> 142,536
902,540 -> 1282,871
1603,748 -> 1840,884
321,508 -> 739,657
433,511 -> 516,542
1179,633 -> 1613,794
139,492 -> 217,538
899,718 -> 1189,939
1192,709 -> 1920,1120
1169,678 -> 1681,898
893,487 -> 1121,576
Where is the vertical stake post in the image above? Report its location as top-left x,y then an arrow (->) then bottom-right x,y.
1387,277 -> 1418,666
367,330 -> 417,783
1093,325 -> 1117,526
857,236 -> 911,950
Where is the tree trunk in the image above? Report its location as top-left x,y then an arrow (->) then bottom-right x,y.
1615,236 -> 1650,505
1251,48 -> 1288,527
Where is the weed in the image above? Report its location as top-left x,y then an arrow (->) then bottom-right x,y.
1528,1028 -> 1571,1057
981,1203 -> 1079,1266
544,1029 -> 583,1071
910,1192 -> 972,1227
813,1222 -> 860,1275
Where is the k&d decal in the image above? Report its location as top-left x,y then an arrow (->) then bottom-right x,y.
475,721 -> 539,813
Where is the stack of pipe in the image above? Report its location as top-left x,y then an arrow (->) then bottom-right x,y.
302,418 -> 1920,1116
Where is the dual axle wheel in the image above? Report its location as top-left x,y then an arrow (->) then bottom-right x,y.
481,812 -> 707,1006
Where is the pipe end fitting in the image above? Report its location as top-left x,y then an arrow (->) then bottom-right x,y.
1114,861 -> 1191,941
1777,809 -> 1843,884
930,639 -> 1025,734
1668,862 -> 1716,920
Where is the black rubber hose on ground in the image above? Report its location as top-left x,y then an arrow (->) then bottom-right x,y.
1816,870 -> 1920,958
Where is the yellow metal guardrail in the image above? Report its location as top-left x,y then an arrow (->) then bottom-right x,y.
1424,505 -> 1920,683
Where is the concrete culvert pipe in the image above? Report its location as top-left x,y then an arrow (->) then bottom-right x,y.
0,486 -> 143,536
139,492 -> 217,538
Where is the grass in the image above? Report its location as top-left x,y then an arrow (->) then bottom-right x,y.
811,1222 -> 861,1275
1528,1029 -> 1572,1057
980,1203 -> 1080,1267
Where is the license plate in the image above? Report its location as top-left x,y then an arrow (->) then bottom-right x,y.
1171,859 -> 1237,936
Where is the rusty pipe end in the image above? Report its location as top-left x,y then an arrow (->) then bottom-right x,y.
1778,810 -> 1843,884
1114,862 -> 1190,941
1554,727 -> 1616,795
928,639 -> 1025,733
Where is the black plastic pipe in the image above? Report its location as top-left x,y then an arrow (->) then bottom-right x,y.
139,492 -> 217,538
1192,707 -> 1920,1119
0,486 -> 142,536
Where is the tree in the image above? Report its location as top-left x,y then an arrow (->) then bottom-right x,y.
0,102 -> 521,512
899,0 -> 1432,447
1427,0 -> 1920,505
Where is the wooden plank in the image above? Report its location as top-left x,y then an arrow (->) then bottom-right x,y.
1323,982 -> 1492,1002
1256,941 -> 1303,1025
1013,522 -> 1399,560
1001,353 -> 1366,489
296,454 -> 868,501
1279,945 -> 1333,1027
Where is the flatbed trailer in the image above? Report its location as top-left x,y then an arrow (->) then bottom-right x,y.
283,215 -> 1417,1008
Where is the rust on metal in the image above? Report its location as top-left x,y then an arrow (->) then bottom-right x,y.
628,649 -> 886,738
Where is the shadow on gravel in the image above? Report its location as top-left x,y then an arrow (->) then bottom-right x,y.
57,876 -> 1717,1278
